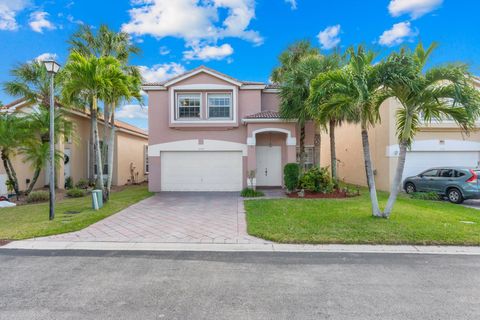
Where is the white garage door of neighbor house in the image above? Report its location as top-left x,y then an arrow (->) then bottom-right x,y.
161,151 -> 243,191
403,151 -> 480,180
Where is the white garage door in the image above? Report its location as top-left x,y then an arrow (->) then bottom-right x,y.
161,151 -> 243,191
403,151 -> 480,180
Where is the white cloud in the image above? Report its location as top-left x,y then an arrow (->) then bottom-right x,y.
29,11 -> 55,33
317,25 -> 341,50
35,52 -> 57,62
116,104 -> 148,120
159,46 -> 170,55
378,21 -> 418,46
388,0 -> 443,19
138,62 -> 186,83
122,0 -> 263,50
0,0 -> 31,30
285,0 -> 297,10
183,43 -> 234,61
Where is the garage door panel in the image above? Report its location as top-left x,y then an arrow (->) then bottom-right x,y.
161,151 -> 243,191
403,151 -> 480,181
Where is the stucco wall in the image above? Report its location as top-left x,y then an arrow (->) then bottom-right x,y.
115,131 -> 148,186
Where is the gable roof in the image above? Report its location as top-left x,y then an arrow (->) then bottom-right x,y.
142,66 -> 270,90
1,98 -> 148,138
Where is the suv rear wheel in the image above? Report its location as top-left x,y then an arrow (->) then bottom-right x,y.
447,188 -> 464,204
405,182 -> 416,194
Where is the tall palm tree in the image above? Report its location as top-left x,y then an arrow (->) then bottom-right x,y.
68,25 -> 142,197
308,52 -> 347,181
272,41 -> 331,170
379,43 -> 480,216
21,108 -> 73,193
62,52 -> 129,191
309,46 -> 387,217
0,114 -> 29,198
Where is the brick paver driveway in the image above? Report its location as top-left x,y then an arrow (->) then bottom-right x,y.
42,193 -> 266,244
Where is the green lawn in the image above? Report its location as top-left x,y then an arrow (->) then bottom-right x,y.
0,185 -> 153,240
245,190 -> 480,245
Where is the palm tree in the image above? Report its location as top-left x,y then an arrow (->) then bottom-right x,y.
309,46 -> 387,217
21,108 -> 73,193
272,41 -> 335,170
379,43 -> 480,216
308,52 -> 347,181
62,52 -> 129,191
3,61 -> 59,108
0,114 -> 29,198
68,25 -> 142,198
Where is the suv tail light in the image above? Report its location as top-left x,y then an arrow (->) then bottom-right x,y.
466,170 -> 478,183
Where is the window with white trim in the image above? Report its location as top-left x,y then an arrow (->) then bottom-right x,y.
144,145 -> 149,174
208,93 -> 232,119
177,94 -> 201,119
297,146 -> 315,169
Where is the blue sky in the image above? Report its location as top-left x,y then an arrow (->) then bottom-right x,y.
0,0 -> 478,130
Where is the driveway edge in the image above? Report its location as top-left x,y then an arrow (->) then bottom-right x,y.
3,240 -> 480,255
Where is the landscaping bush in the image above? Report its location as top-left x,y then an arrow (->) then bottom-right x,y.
65,177 -> 73,190
410,191 -> 440,201
240,188 -> 265,198
299,166 -> 334,193
66,188 -> 87,198
26,191 -> 49,203
284,163 -> 300,192
75,179 -> 89,190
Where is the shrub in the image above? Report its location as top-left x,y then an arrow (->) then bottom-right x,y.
299,166 -> 334,193
75,179 -> 89,189
26,191 -> 49,203
240,188 -> 265,198
410,192 -> 440,201
66,188 -> 87,198
65,177 -> 73,190
284,163 -> 300,192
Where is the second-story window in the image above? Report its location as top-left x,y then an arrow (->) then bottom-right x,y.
208,93 -> 232,119
177,93 -> 201,119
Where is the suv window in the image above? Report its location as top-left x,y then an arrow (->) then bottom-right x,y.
422,169 -> 439,177
439,169 -> 454,178
455,170 -> 466,178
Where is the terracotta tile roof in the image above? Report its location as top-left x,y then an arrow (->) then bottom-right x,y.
245,110 -> 281,119
0,97 -> 147,137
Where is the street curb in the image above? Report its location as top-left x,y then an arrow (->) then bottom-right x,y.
3,240 -> 480,255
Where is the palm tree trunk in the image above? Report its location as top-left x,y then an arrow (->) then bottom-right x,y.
1,151 -> 20,199
89,113 -> 95,183
91,100 -> 105,192
25,167 -> 41,195
329,120 -> 337,181
106,108 -> 116,200
102,103 -> 110,166
384,141 -> 408,217
299,124 -> 306,172
361,128 -> 382,217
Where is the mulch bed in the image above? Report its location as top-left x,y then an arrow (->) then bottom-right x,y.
287,190 -> 360,199
0,239 -> 11,247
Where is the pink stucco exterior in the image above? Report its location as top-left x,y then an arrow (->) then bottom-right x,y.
144,67 -> 317,192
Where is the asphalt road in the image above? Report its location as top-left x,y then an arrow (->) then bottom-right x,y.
0,250 -> 479,320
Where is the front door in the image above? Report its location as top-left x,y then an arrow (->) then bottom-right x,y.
256,146 -> 282,186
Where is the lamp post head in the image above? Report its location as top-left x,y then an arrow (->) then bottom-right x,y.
43,60 -> 61,74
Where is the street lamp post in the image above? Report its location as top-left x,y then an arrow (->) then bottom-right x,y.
43,60 -> 61,221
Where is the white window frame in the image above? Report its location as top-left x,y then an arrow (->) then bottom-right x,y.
175,92 -> 202,120
207,93 -> 233,120
297,146 -> 315,170
144,145 -> 149,174
169,84 -> 238,125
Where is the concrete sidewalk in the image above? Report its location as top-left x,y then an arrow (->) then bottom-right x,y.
3,239 -> 480,255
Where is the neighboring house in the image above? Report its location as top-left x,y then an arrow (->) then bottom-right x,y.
0,98 -> 148,194
143,66 -> 319,192
320,79 -> 480,191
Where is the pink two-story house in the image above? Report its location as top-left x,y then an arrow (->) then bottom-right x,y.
143,66 -> 318,192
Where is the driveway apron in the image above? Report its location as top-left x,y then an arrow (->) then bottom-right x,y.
40,193 -> 266,244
